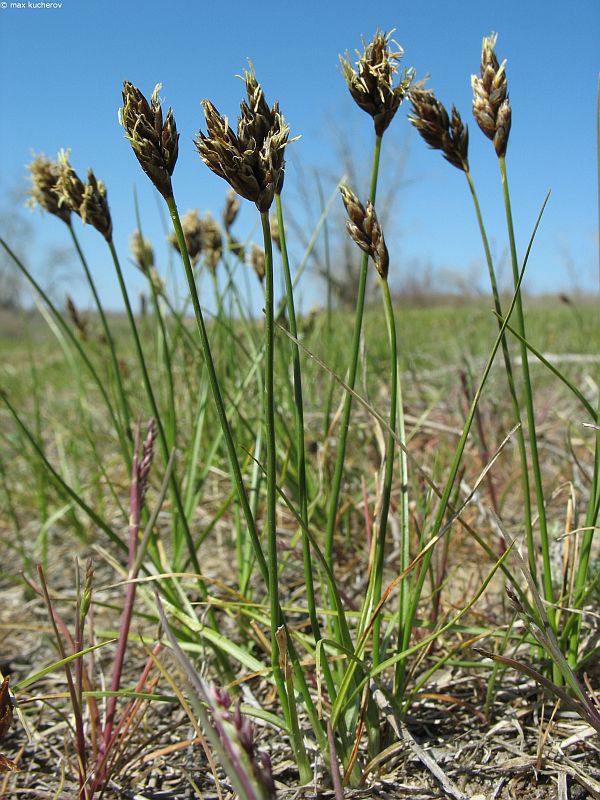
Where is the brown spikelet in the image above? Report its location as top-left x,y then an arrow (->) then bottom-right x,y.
250,243 -> 266,283
56,151 -> 113,240
121,82 -> 179,200
269,213 -> 281,252
195,64 -> 294,212
408,87 -> 469,172
65,294 -> 88,340
129,231 -> 155,273
340,30 -> 415,136
168,209 -> 203,266
27,155 -> 72,225
340,185 -> 389,280
201,212 -> 223,273
471,33 -> 511,157
222,189 -> 241,233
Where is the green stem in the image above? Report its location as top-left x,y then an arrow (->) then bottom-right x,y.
565,78 -> 600,665
464,170 -> 533,569
0,237 -> 125,453
167,195 -> 323,761
498,156 -> 554,633
371,279 -> 397,669
275,195 -> 352,765
106,240 -> 234,677
68,224 -> 132,452
324,134 -> 382,566
275,195 -> 319,641
260,211 -> 311,781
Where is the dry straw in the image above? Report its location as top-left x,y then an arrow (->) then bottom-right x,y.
340,29 -> 415,136
195,64 -> 292,212
120,82 -> 179,200
471,33 -> 511,157
408,87 -> 469,172
340,185 -> 389,280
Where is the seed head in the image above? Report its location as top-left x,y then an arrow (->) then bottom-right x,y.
56,151 -> 113,241
269,213 -> 281,252
222,189 -> 241,233
168,209 -> 204,266
79,559 -> 94,624
195,64 -> 293,212
121,81 -> 179,200
340,185 -> 389,280
471,33 -> 511,157
129,231 -> 155,273
139,417 -> 157,507
340,30 -> 415,137
409,87 -> 469,172
27,154 -> 72,225
201,212 -> 223,273
250,243 -> 265,283
65,295 -> 88,340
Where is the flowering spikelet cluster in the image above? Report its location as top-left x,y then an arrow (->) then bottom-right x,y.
212,687 -> 276,799
408,87 -> 469,172
65,295 -> 88,340
250,243 -> 266,283
55,151 -> 112,241
222,190 -> 245,259
471,33 -> 511,158
121,82 -> 179,200
27,155 -> 72,225
195,64 -> 292,212
167,209 -> 223,270
129,231 -> 155,273
201,212 -> 223,273
222,189 -> 241,233
340,185 -> 389,280
168,209 -> 204,266
137,417 -> 157,509
340,30 -> 415,136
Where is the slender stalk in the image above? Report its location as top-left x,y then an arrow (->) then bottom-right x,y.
107,243 -> 198,561
565,78 -> 600,664
68,224 -> 132,449
106,240 -> 233,680
167,195 -> 323,764
166,197 -> 267,580
370,279 -> 397,668
464,170 -> 533,569
324,134 -> 382,566
261,210 -> 287,705
498,157 -> 554,632
395,192 -> 550,694
0,237 -> 124,453
275,194 -> 319,641
275,196 -> 350,770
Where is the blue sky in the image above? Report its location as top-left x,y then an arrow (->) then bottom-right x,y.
1,0 -> 598,312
